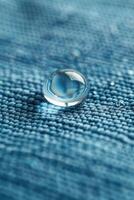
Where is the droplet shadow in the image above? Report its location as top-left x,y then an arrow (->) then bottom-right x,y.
36,93 -> 86,116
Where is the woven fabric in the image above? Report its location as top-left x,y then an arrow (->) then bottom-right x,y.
0,0 -> 134,200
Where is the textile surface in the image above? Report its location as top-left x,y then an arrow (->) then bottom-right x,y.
0,0 -> 134,200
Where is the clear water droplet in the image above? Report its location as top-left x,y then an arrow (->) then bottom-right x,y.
71,49 -> 81,58
43,69 -> 88,107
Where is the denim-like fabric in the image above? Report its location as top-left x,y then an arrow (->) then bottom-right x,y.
0,0 -> 134,200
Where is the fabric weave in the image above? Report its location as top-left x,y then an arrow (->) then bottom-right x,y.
0,0 -> 134,200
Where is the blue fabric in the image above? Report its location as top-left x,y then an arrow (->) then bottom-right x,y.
0,0 -> 134,199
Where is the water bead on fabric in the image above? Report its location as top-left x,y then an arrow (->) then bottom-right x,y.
43,69 -> 88,107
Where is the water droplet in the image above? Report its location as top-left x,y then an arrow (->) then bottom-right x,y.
71,49 -> 81,59
43,69 -> 88,107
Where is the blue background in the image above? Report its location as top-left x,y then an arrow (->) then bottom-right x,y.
0,0 -> 134,199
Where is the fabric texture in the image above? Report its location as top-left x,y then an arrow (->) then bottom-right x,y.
0,0 -> 134,199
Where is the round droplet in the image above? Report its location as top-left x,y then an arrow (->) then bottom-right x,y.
43,69 -> 88,107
